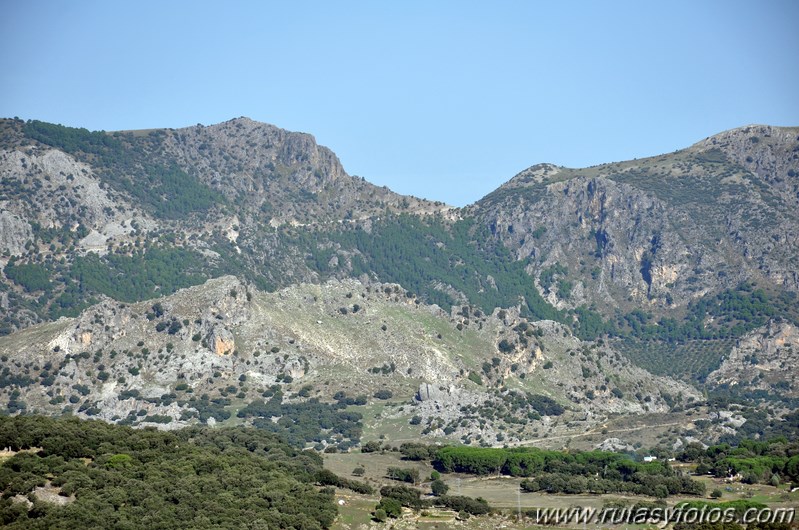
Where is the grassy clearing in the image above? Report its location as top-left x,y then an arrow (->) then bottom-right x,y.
250,281 -> 495,379
325,449 -> 798,529
330,492 -> 377,530
502,409 -> 706,452
691,474 -> 799,507
358,403 -> 426,443
325,451 -> 435,487
0,319 -> 70,357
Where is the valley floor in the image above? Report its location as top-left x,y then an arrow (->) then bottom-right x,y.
325,451 -> 799,529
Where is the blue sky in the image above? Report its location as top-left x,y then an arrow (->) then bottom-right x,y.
1,1 -> 797,206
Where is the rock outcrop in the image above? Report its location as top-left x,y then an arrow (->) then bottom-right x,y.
706,321 -> 799,397
0,210 -> 32,256
210,327 -> 235,356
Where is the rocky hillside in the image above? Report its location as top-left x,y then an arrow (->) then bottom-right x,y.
471,126 -> 799,314
706,320 -> 799,398
2,119 -> 796,338
0,117 -> 449,333
0,275 -> 700,448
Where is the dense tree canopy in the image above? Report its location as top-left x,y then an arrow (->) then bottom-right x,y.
0,416 -> 337,529
434,446 -> 705,497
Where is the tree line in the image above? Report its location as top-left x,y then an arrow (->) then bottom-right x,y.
434,446 -> 705,497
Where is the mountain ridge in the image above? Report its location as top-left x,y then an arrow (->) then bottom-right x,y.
1,117 -> 798,448
0,272 -> 703,447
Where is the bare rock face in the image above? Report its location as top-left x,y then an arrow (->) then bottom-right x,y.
162,117 -> 348,194
417,382 -> 448,402
706,321 -> 799,397
0,276 -> 257,427
477,174 -> 731,311
210,326 -> 235,356
0,148 -> 138,234
596,438 -> 635,452
0,210 -> 32,256
696,125 -> 799,211
157,117 -> 445,226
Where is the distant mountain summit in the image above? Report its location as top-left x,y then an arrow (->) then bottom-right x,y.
472,124 -> 799,311
0,116 -> 450,330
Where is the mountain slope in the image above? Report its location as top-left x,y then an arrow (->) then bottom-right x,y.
471,125 -> 799,313
0,117 -> 450,332
1,117 -> 798,423
456,126 -> 799,385
0,275 -> 699,447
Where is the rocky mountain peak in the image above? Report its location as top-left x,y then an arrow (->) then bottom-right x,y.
503,163 -> 563,188
692,124 -> 799,209
163,117 -> 348,191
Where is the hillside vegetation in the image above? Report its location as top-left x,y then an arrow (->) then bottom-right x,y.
0,415 -> 337,529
